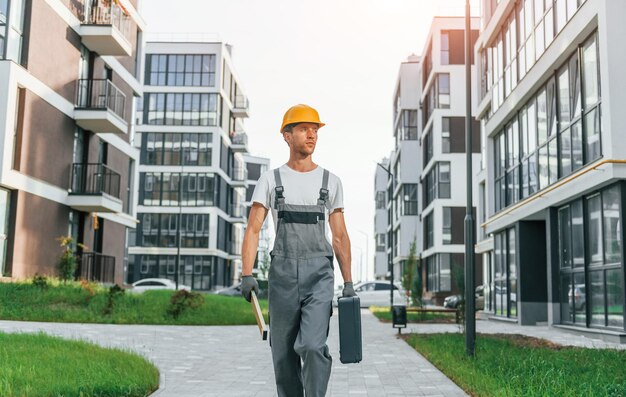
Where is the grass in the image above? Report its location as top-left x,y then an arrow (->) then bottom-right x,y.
370,306 -> 457,323
0,280 -> 268,325
0,332 -> 159,397
405,333 -> 626,397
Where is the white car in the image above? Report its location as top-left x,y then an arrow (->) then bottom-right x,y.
334,281 -> 405,307
130,278 -> 191,293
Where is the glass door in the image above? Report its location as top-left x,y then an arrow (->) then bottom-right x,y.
0,189 -> 11,276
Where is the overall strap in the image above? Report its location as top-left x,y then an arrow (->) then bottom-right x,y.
317,169 -> 330,206
274,168 -> 285,209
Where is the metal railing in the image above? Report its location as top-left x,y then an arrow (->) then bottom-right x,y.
83,0 -> 131,38
76,78 -> 126,120
233,95 -> 249,110
79,252 -> 115,283
231,132 -> 248,146
70,163 -> 121,198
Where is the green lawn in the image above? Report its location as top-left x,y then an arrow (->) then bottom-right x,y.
0,332 -> 158,397
405,333 -> 626,397
370,306 -> 457,323
0,281 -> 268,325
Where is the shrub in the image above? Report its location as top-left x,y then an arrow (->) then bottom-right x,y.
102,284 -> 125,315
167,290 -> 204,319
31,274 -> 49,290
79,279 -> 97,304
56,236 -> 87,283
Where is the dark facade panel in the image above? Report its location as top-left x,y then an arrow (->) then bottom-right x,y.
449,117 -> 481,153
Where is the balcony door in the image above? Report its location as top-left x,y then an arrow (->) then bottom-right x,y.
0,189 -> 10,276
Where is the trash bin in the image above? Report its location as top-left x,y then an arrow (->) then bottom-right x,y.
392,305 -> 407,329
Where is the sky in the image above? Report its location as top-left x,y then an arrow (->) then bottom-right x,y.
142,0 -> 480,281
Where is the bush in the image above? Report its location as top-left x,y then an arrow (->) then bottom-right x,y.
31,274 -> 49,290
102,284 -> 125,315
167,289 -> 204,319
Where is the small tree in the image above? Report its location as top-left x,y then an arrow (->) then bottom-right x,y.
452,260 -> 466,331
56,236 -> 87,283
401,239 -> 418,306
411,256 -> 423,307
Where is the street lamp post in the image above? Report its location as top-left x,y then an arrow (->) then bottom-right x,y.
376,162 -> 395,307
464,0 -> 476,357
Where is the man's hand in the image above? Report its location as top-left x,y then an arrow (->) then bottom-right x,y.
241,275 -> 259,302
342,282 -> 356,298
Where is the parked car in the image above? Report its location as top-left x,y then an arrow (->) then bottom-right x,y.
130,278 -> 191,293
334,281 -> 404,307
443,294 -> 462,308
216,279 -> 268,299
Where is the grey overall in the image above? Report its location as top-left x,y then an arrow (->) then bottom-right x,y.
269,167 -> 334,397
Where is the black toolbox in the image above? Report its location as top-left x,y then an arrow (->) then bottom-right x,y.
337,296 -> 362,364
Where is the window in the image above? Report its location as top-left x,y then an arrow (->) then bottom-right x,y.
493,30 -> 601,214
426,254 -> 452,292
423,128 -> 433,167
375,191 -> 386,210
146,54 -> 217,87
493,228 -> 517,318
376,234 -> 386,252
423,73 -> 451,126
403,184 -> 418,215
143,133 -> 212,166
145,93 -> 220,126
140,173 -> 215,207
558,184 -> 623,329
423,162 -> 451,209
424,212 -> 434,249
443,207 -> 451,244
441,31 -> 449,65
138,214 -> 210,249
400,110 -> 417,140
442,117 -> 451,153
133,255 -> 216,290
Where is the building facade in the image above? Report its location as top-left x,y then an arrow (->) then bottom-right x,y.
128,39 -> 251,290
374,157 -> 389,280
476,0 -> 625,339
0,0 -> 145,284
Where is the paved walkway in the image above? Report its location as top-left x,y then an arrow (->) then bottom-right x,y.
0,310 -> 467,397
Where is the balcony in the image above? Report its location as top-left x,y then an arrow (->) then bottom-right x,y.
78,252 -> 116,283
229,203 -> 246,224
230,166 -> 248,187
230,132 -> 248,153
232,95 -> 249,118
75,79 -> 128,134
67,163 -> 122,213
80,0 -> 132,56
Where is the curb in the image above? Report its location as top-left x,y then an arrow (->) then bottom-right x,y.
147,373 -> 166,396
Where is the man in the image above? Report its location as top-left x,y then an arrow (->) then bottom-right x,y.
240,104 -> 356,397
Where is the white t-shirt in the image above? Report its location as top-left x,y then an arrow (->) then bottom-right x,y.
251,164 -> 344,240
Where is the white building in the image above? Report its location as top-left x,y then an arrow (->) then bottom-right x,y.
475,0 -> 625,340
374,157 -> 390,280
129,39 -> 251,290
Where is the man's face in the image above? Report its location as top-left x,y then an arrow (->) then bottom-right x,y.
285,123 -> 319,155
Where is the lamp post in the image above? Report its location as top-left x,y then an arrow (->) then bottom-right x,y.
376,162 -> 395,307
464,0 -> 476,357
358,230 -> 369,282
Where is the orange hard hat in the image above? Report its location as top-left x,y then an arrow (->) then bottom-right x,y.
280,104 -> 325,133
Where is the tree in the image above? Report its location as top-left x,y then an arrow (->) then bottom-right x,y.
411,255 -> 423,307
56,236 -> 86,283
258,251 -> 270,281
401,239 -> 418,306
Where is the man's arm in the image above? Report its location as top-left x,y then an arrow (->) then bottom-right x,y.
242,203 -> 269,276
328,209 -> 352,283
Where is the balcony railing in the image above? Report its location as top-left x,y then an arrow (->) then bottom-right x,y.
76,79 -> 126,120
231,132 -> 248,146
84,0 -> 131,38
78,252 -> 115,284
70,163 -> 121,198
234,95 -> 249,110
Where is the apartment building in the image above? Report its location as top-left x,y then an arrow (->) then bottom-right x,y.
476,0 -> 625,339
0,0 -> 145,284
418,17 -> 482,305
128,39 -> 255,290
374,157 -> 389,280
242,153 -> 271,278
387,56 -> 421,288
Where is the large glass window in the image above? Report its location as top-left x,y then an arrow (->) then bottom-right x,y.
493,31 -> 601,214
146,93 -> 220,126
140,173 -> 215,207
146,54 -> 216,87
424,212 -> 434,249
441,31 -> 449,65
422,162 -> 451,209
402,184 -> 418,215
143,132 -> 212,166
423,128 -> 433,167
426,253 -> 452,292
399,110 -> 417,140
493,228 -> 517,318
375,191 -> 386,210
138,213 -> 209,248
443,207 -> 452,245
423,73 -> 451,126
558,184 -> 624,329
134,254 -> 216,290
